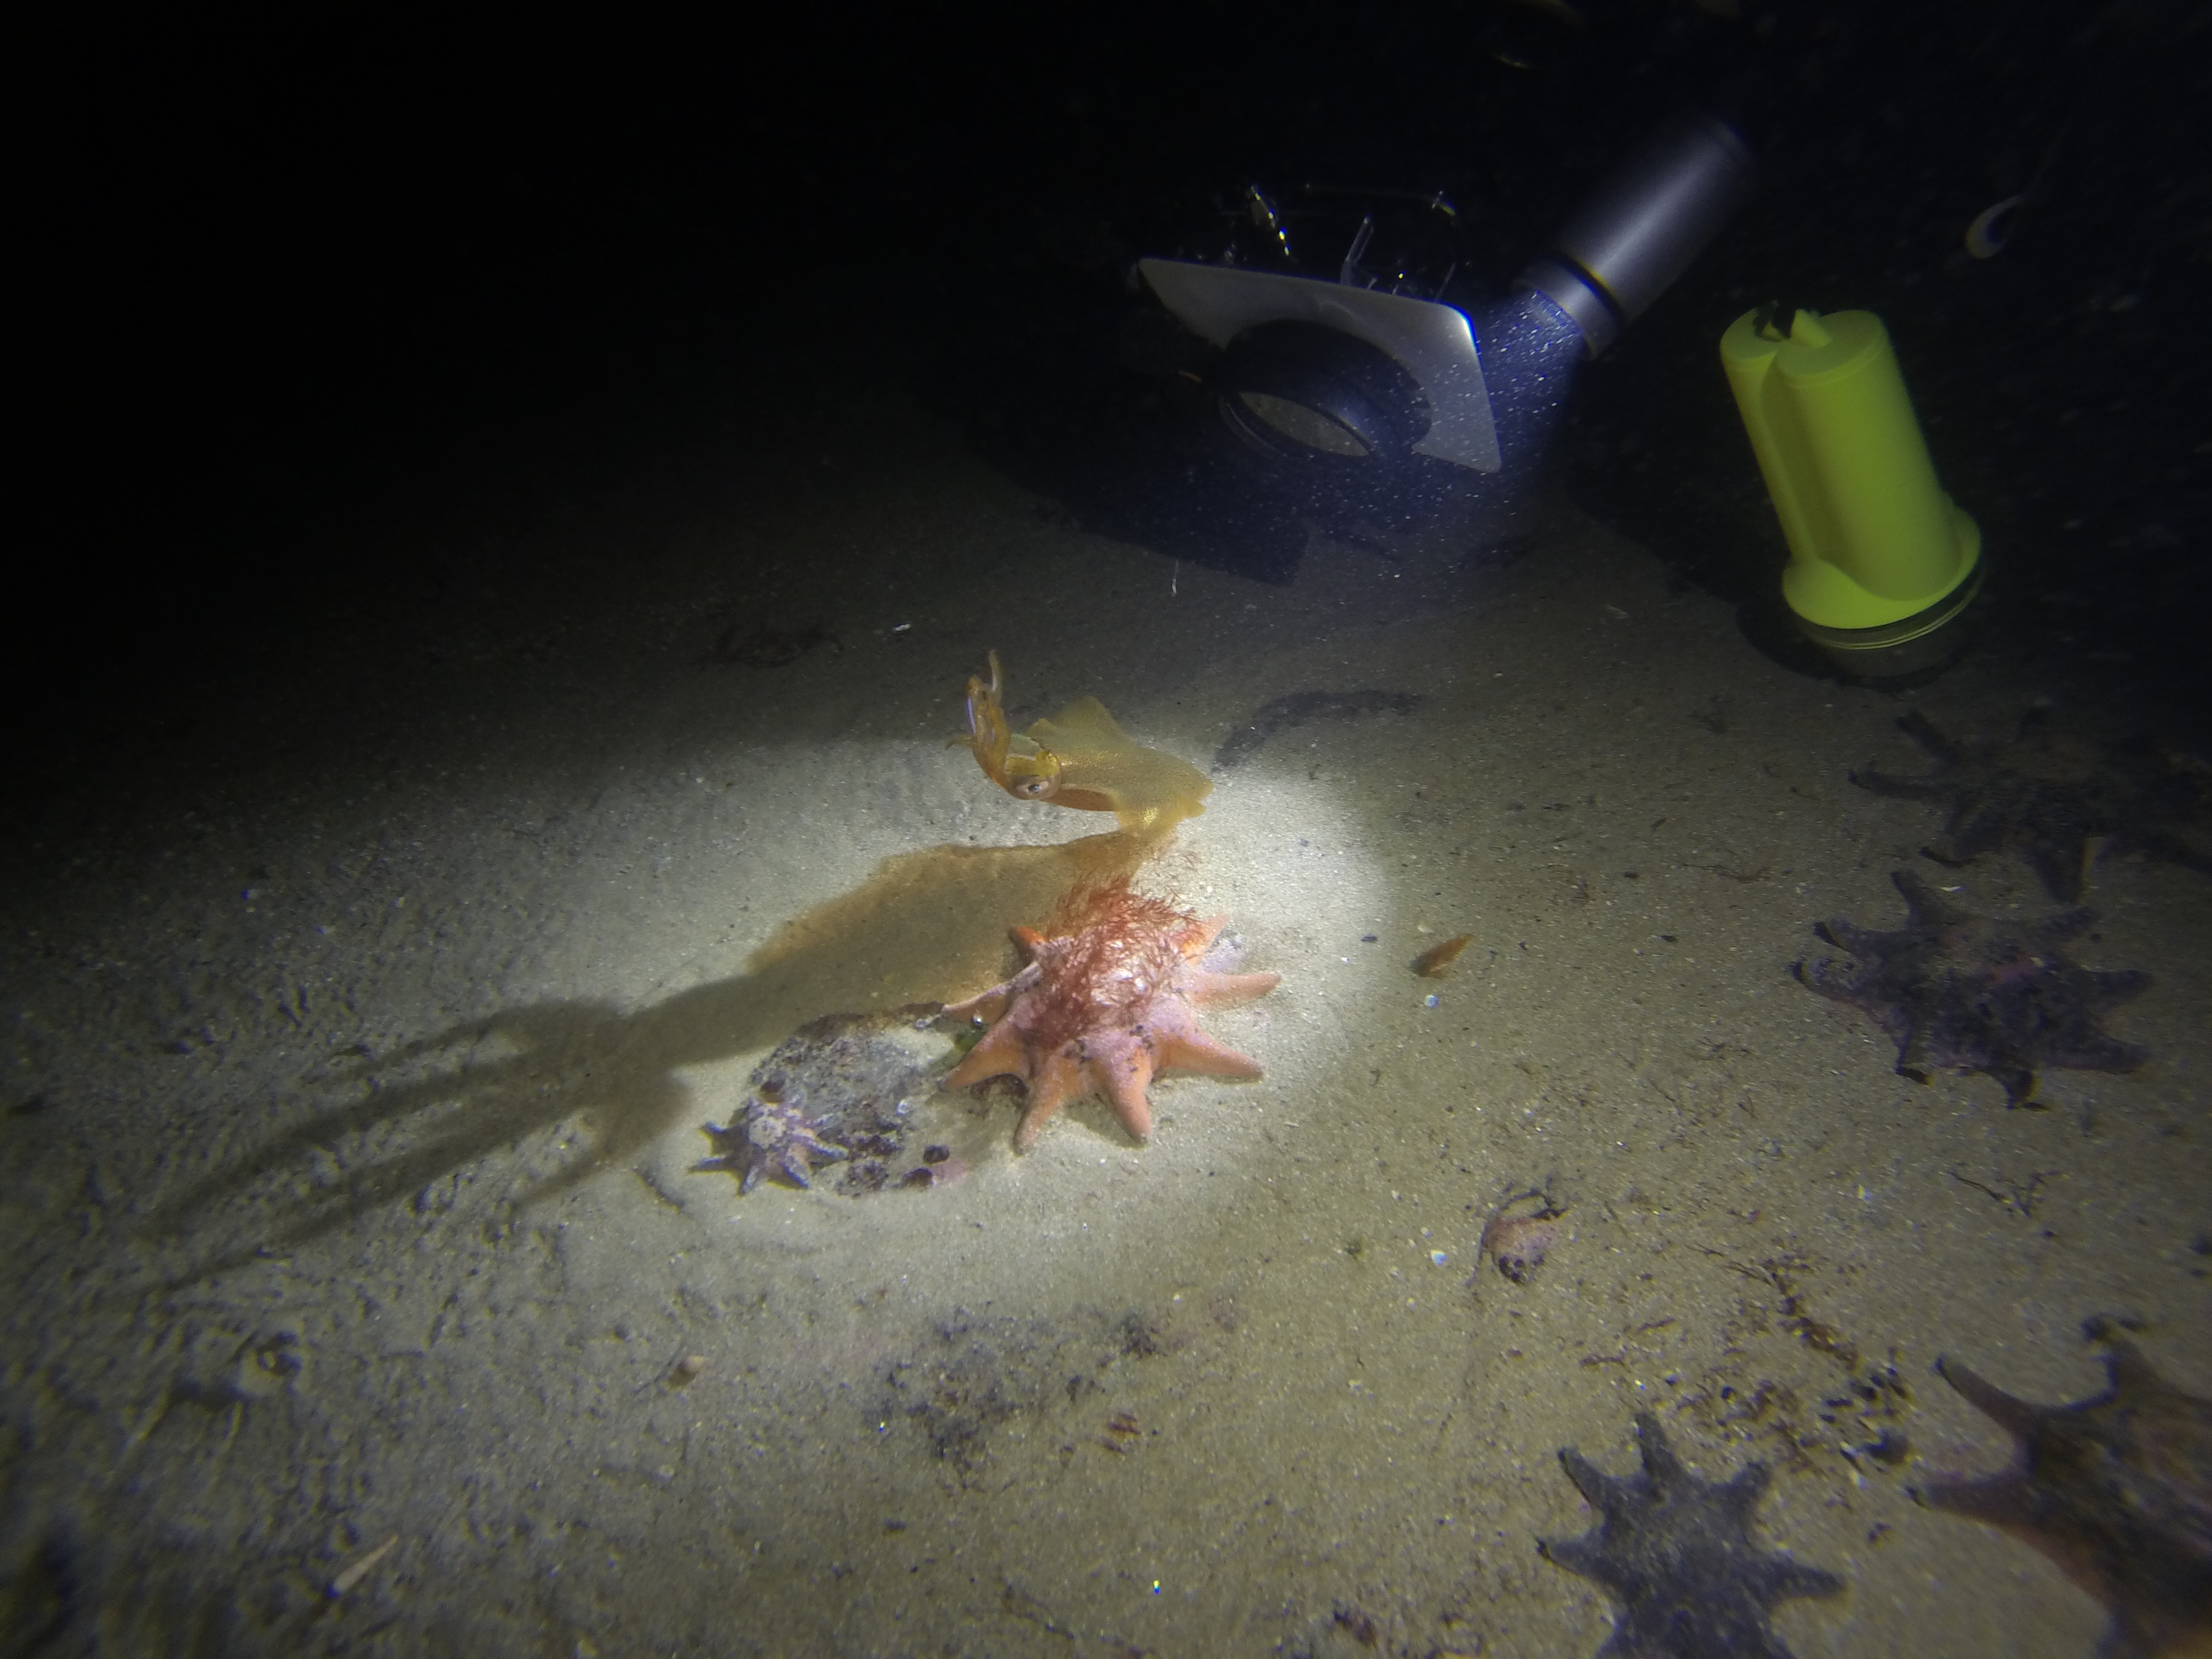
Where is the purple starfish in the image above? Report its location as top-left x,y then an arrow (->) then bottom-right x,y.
1919,1317 -> 2212,1659
1540,1412 -> 1844,1658
697,1095 -> 847,1193
1794,869 -> 2148,1106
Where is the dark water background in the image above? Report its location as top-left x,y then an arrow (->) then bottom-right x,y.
19,1 -> 2209,749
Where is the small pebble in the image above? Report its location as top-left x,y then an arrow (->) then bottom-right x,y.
1411,932 -> 1473,977
328,1535 -> 399,1599
1480,1199 -> 1567,1284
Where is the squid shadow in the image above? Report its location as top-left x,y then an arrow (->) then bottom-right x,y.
147,831 -> 1152,1280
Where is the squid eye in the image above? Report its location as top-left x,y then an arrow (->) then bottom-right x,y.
1019,778 -> 1055,799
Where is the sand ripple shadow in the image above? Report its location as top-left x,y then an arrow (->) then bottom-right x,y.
148,831 -> 1152,1278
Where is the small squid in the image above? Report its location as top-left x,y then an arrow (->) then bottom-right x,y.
962,651 -> 1212,831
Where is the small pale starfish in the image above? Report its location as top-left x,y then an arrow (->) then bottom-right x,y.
697,1095 -> 847,1192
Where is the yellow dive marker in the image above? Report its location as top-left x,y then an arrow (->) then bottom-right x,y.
1720,305 -> 1983,680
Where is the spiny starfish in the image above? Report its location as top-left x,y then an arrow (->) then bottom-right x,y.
1851,708 -> 2212,902
1540,1412 -> 1845,1658
697,1095 -> 846,1193
1794,868 -> 2149,1106
941,876 -> 1279,1152
1920,1317 -> 2212,1659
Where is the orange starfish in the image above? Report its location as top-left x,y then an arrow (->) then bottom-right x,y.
942,877 -> 1280,1152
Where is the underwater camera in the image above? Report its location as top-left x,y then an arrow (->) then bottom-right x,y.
1138,111 -> 1755,559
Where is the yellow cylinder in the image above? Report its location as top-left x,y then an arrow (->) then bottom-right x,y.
1720,307 -> 1980,647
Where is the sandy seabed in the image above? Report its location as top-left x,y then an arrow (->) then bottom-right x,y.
4,397 -> 2206,1657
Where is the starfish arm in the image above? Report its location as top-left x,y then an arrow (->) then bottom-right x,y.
1849,766 -> 1949,800
1859,991 -> 1911,1044
1793,958 -> 1857,1002
1179,914 -> 1228,958
2089,1330 -> 2164,1397
1933,1357 -> 2044,1438
1556,1448 -> 1616,1510
942,984 -> 1012,1024
943,961 -> 1040,1024
2025,844 -> 2088,904
1939,798 -> 2020,862
1156,1027 -> 1264,1078
1536,1532 -> 1613,1583
1712,1459 -> 1775,1522
1013,1046 -> 1085,1152
1634,1412 -> 1691,1485
1757,1557 -> 1848,1602
2089,966 -> 2152,1003
2140,828 -> 2212,879
1083,1031 -> 1158,1141
1896,1019 -> 1939,1083
945,1019 -> 1032,1089
1893,868 -> 1968,925
1923,830 -> 1983,864
1898,708 -> 1965,763
1817,917 -> 1885,957
1919,1467 -> 2094,1571
1182,969 -> 1281,1005
2030,905 -> 2100,946
2050,1034 -> 2148,1073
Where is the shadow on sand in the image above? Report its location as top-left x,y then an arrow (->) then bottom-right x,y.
149,830 -> 1160,1280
